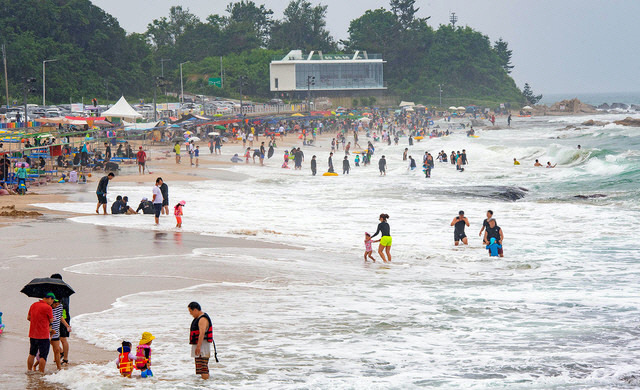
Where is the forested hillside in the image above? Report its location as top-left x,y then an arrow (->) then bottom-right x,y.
0,0 -> 524,105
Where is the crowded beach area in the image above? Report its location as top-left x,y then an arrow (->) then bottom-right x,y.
2,96 -> 640,388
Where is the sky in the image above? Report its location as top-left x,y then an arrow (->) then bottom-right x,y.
92,0 -> 640,95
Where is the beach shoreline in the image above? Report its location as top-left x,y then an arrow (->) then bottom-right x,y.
0,134 -> 308,389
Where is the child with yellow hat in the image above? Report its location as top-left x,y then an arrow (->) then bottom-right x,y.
135,331 -> 155,378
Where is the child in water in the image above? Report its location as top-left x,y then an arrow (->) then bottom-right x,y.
115,341 -> 136,377
486,237 -> 502,257
135,332 -> 155,378
364,232 -> 376,262
174,200 -> 186,228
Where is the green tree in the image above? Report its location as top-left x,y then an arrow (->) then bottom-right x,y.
522,83 -> 542,105
494,38 -> 514,74
223,1 -> 274,52
270,0 -> 336,52
145,6 -> 200,48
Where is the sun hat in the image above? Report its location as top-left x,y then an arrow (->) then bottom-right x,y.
142,197 -> 148,201
179,200 -> 186,206
139,331 -> 155,345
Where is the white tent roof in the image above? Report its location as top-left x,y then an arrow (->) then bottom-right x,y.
399,101 -> 415,107
102,96 -> 142,119
123,120 -> 161,131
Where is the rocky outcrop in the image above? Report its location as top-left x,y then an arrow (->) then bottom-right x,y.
581,119 -> 608,126
614,117 -> 640,127
597,103 -> 610,110
547,98 -> 598,114
610,103 -> 629,110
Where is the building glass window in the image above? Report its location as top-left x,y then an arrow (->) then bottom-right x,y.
295,62 -> 383,90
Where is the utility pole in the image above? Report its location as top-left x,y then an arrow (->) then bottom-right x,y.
238,75 -> 248,115
2,44 -> 8,108
160,58 -> 170,78
154,76 -> 167,122
220,56 -> 224,88
307,75 -> 315,112
42,59 -> 57,106
439,84 -> 444,106
23,77 -> 36,127
179,61 -> 189,104
449,12 -> 458,27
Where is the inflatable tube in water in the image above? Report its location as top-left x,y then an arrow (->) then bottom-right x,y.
468,135 -> 480,138
414,136 -> 424,140
323,172 -> 338,176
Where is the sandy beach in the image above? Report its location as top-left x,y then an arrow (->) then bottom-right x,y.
0,134 -> 304,389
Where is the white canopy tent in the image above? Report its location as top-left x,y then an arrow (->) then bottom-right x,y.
399,101 -> 416,107
123,120 -> 162,131
102,96 -> 143,120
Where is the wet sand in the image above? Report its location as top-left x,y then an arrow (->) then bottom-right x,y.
0,134 -> 308,389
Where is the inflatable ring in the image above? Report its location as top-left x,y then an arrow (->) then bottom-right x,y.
323,172 -> 338,176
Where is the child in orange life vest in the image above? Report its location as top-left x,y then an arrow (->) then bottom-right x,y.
135,332 -> 155,378
174,200 -> 186,228
115,341 -> 136,377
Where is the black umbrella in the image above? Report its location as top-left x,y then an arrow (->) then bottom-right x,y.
21,278 -> 75,299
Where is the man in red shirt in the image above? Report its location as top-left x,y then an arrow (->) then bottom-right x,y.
137,146 -> 147,175
27,292 -> 54,373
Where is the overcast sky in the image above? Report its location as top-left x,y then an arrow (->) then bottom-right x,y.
93,0 -> 640,95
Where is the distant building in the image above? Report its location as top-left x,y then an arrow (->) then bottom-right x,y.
270,50 -> 385,97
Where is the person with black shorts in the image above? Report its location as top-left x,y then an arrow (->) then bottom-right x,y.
96,172 -> 114,214
483,218 -> 504,257
479,210 -> 493,243
159,178 -> 169,215
152,178 -> 164,225
27,293 -> 54,373
451,210 -> 470,245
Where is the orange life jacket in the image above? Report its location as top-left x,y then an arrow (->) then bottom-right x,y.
117,347 -> 134,376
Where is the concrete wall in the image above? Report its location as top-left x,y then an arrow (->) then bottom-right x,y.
270,63 -> 296,92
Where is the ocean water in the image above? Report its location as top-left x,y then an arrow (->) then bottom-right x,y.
540,92 -> 640,106
37,113 -> 640,389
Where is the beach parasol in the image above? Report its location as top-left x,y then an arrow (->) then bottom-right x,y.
21,277 -> 75,298
457,106 -> 466,111
208,132 -> 220,136
214,125 -> 226,131
291,113 -> 303,117
184,131 -> 193,135
188,137 -> 201,142
448,106 -> 457,110
522,105 -> 533,110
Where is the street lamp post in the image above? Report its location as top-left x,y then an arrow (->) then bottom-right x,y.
160,59 -> 170,96
179,61 -> 189,104
153,76 -> 167,122
238,75 -> 248,115
42,59 -> 57,106
307,75 -> 315,112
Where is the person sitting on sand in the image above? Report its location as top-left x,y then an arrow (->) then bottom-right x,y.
546,161 -> 557,168
121,196 -> 137,215
111,195 -> 125,214
136,197 -> 154,214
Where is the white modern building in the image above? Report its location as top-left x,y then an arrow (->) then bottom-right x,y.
270,50 -> 385,95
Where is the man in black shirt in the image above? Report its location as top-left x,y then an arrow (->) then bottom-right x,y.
96,172 -> 114,214
483,218 -> 504,257
450,210 -> 470,245
136,197 -> 154,214
479,210 -> 494,243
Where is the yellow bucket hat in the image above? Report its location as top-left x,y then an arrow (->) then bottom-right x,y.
139,331 -> 155,345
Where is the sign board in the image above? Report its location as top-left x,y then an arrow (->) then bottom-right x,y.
208,78 -> 222,87
70,103 -> 84,112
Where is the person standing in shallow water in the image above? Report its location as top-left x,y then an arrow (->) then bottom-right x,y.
371,213 -> 392,262
188,302 -> 217,380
